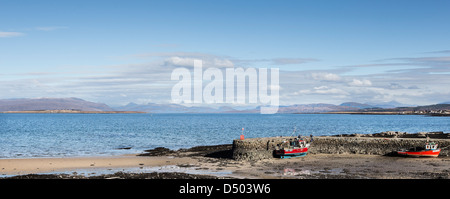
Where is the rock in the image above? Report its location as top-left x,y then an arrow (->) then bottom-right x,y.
371,131 -> 407,138
139,147 -> 174,156
416,132 -> 428,138
116,147 -> 132,150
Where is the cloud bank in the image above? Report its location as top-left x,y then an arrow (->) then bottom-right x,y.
1,51 -> 449,106
0,31 -> 24,38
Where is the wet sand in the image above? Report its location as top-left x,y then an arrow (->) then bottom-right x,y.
252,154 -> 450,179
2,145 -> 449,179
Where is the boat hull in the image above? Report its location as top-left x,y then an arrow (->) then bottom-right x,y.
397,149 -> 441,157
274,147 -> 309,158
277,152 -> 307,159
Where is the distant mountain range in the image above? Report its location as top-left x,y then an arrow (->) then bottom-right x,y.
364,101 -> 414,109
0,98 -> 114,112
114,102 -> 240,113
0,97 -> 448,113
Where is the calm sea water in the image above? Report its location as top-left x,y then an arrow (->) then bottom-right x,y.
1,113 -> 449,158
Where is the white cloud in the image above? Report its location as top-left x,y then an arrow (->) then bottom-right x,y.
311,72 -> 341,81
388,83 -> 404,89
313,86 -> 328,90
348,79 -> 372,87
164,56 -> 196,67
270,84 -> 282,91
296,86 -> 349,95
164,56 -> 235,68
314,88 -> 348,95
271,58 -> 319,65
296,89 -> 311,94
3,50 -> 449,106
0,31 -> 24,38
213,58 -> 234,67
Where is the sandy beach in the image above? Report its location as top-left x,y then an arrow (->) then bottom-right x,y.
1,144 -> 449,179
0,155 -> 197,177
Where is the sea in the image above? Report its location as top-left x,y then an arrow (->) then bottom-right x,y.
1,113 -> 449,159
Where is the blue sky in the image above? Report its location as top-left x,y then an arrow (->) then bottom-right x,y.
1,0 -> 450,106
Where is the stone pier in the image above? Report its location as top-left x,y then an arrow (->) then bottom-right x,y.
232,136 -> 450,161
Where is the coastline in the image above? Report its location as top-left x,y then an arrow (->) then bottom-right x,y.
1,110 -> 146,114
324,111 -> 450,116
2,140 -> 450,179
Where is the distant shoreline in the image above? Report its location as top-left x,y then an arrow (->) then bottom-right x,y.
1,110 -> 449,116
323,111 -> 450,116
1,110 -> 147,114
324,111 -> 413,115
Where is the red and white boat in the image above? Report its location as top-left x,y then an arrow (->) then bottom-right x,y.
397,142 -> 441,158
274,138 -> 310,159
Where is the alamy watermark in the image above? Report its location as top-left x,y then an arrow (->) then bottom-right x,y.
171,60 -> 279,114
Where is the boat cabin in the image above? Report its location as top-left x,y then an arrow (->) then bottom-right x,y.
407,142 -> 438,152
277,138 -> 307,150
425,142 -> 438,150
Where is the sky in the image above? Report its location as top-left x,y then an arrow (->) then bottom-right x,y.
1,0 -> 450,107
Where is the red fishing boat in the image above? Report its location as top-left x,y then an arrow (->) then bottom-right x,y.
397,142 -> 441,157
274,138 -> 310,159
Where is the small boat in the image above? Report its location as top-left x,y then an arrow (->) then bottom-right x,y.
397,142 -> 441,158
274,137 -> 310,159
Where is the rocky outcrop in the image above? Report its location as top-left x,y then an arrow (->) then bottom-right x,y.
232,132 -> 450,161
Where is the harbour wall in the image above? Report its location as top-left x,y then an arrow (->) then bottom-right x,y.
232,136 -> 450,161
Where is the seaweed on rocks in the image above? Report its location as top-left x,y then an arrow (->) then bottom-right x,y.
138,144 -> 233,159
